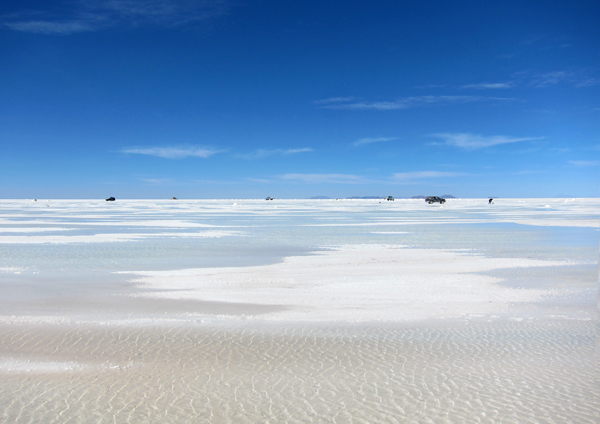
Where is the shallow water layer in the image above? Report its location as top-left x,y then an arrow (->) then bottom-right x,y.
0,199 -> 598,422
0,319 -> 596,424
1,199 -> 598,320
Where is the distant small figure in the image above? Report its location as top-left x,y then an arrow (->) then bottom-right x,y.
489,198 -> 493,204
106,197 -> 116,201
33,199 -> 37,202
172,197 -> 177,200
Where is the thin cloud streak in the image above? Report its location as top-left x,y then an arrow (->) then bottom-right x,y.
4,20 -> 98,34
281,174 -> 371,184
512,170 -> 544,175
530,71 -> 598,88
353,137 -> 397,146
461,82 -> 514,89
281,171 -> 467,185
317,96 -> 513,110
461,69 -> 598,90
2,0 -> 231,34
568,160 -> 600,167
238,148 -> 313,160
313,97 -> 356,105
245,178 -> 272,183
431,133 -> 543,150
123,146 -> 222,159
138,178 -> 176,185
392,171 -> 468,180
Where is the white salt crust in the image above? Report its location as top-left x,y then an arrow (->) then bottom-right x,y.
120,244 -> 572,322
0,230 -> 242,244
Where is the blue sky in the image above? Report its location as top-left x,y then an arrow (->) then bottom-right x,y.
1,0 -> 598,198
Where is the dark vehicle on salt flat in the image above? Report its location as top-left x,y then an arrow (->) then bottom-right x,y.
105,197 -> 116,201
387,196 -> 394,201
425,196 -> 445,204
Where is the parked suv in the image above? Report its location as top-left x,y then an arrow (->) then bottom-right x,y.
425,196 -> 446,204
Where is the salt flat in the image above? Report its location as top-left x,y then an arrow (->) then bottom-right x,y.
0,198 -> 598,423
121,244 -> 572,322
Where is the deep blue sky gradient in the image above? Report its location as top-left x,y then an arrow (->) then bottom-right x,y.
1,0 -> 598,198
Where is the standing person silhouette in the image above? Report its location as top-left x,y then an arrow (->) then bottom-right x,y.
489,198 -> 494,204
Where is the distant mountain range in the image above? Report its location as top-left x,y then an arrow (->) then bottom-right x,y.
411,194 -> 457,199
310,195 -> 457,200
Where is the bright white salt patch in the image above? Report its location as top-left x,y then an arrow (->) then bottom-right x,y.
121,244 -> 570,322
82,220 -> 226,228
0,220 -> 231,228
0,230 -> 243,244
0,227 -> 71,233
509,219 -> 599,228
305,220 -> 487,226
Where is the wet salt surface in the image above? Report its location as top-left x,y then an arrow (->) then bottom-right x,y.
0,320 -> 596,423
0,198 -> 598,422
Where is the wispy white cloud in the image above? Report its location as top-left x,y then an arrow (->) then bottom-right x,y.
280,171 -> 468,185
530,71 -> 567,87
353,137 -> 397,146
4,19 -> 99,34
138,178 -> 176,185
460,82 -> 514,89
123,146 -> 222,159
512,170 -> 544,175
316,96 -> 512,110
392,171 -> 467,180
238,148 -> 313,160
313,97 -> 356,105
245,177 -> 272,183
431,133 -> 543,150
281,174 -> 370,184
568,160 -> 600,167
2,0 -> 230,34
530,71 -> 598,88
461,69 -> 599,91
508,70 -> 600,88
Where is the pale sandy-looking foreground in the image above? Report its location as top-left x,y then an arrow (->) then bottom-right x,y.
0,198 -> 597,423
0,320 -> 594,423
